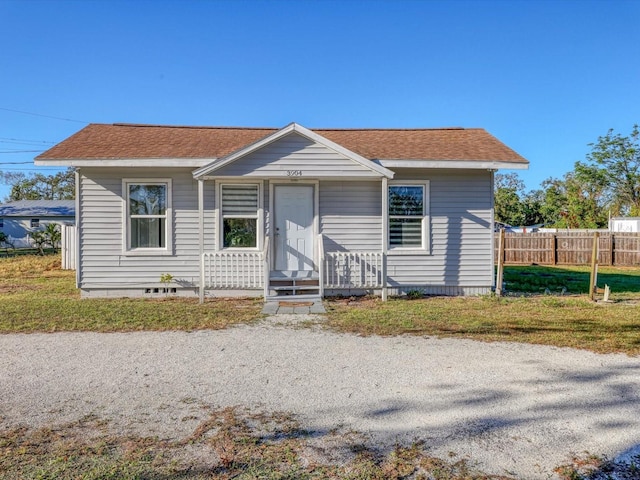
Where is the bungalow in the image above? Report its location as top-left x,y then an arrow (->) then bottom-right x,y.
35,122 -> 528,300
0,200 -> 75,248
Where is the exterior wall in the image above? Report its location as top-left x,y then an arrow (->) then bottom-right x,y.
319,181 -> 382,251
77,167 -> 493,297
213,132 -> 381,178
386,169 -> 493,293
78,167 -> 214,296
0,216 -> 74,248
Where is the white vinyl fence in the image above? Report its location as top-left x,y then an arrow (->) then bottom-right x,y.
61,224 -> 76,270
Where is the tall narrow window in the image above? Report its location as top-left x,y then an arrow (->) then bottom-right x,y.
388,184 -> 426,248
221,184 -> 259,248
127,183 -> 169,250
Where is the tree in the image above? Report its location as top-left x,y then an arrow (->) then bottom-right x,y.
27,223 -> 61,255
0,168 -> 75,201
584,125 -> 640,216
494,173 -> 526,226
44,223 -> 62,253
539,166 -> 609,229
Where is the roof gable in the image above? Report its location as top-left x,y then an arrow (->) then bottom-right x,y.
193,123 -> 394,178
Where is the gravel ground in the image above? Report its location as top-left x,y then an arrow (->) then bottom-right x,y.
1,314 -> 640,479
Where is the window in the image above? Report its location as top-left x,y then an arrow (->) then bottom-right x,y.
30,219 -> 40,228
221,184 -> 259,248
125,181 -> 171,251
388,183 -> 428,249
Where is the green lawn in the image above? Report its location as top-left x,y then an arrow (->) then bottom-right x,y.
502,264 -> 640,297
2,256 -> 640,355
0,255 -> 262,333
326,265 -> 640,356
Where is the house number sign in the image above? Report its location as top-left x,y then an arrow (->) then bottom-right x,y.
286,170 -> 303,177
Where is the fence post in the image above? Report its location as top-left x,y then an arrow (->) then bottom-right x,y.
589,232 -> 599,301
496,229 -> 505,296
610,233 -> 615,266
552,234 -> 557,265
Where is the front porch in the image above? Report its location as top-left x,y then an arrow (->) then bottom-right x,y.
200,234 -> 386,301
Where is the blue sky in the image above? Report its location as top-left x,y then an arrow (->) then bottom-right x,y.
1,0 -> 638,200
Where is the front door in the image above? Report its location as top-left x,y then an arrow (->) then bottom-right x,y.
274,185 -> 314,271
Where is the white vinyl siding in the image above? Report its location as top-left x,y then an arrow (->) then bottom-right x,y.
78,168 -> 212,291
213,132 -> 383,178
319,181 -> 382,251
386,170 -> 493,291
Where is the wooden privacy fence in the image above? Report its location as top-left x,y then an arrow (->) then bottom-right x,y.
495,232 -> 640,266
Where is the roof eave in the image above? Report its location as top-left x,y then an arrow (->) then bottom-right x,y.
34,158 -> 214,168
376,159 -> 529,170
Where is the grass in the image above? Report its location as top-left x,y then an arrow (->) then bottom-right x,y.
0,255 -> 262,333
326,265 -> 640,356
502,264 -> 640,297
0,407 -> 515,480
2,256 -> 640,355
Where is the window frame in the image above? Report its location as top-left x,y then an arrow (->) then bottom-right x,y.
30,219 -> 40,229
122,178 -> 173,256
387,180 -> 430,253
218,182 -> 262,251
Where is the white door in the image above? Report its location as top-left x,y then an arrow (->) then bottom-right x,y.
274,185 -> 314,271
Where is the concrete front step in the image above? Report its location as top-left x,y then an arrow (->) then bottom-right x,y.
262,299 -> 326,315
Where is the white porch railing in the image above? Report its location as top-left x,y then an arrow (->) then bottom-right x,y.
323,251 -> 384,288
318,234 -> 325,298
203,250 -> 265,289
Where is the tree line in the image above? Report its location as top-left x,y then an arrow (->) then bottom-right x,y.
0,168 -> 75,202
495,125 -> 639,228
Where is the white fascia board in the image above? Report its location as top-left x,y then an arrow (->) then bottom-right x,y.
200,175 -> 389,182
193,122 -> 395,179
376,159 -> 529,170
35,158 -> 213,168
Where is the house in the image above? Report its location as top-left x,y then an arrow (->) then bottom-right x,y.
35,122 -> 528,300
0,200 -> 75,248
609,217 -> 640,233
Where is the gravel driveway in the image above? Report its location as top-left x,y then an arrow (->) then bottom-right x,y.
1,315 -> 639,478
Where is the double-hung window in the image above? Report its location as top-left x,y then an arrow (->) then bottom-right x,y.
125,180 -> 171,252
388,182 -> 429,250
221,184 -> 259,248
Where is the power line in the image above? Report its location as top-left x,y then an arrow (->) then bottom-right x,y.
0,161 -> 35,165
0,139 -> 55,146
0,106 -> 88,124
0,150 -> 45,154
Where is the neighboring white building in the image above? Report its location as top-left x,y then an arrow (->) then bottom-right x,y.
610,217 -> 640,233
35,122 -> 528,300
0,200 -> 75,248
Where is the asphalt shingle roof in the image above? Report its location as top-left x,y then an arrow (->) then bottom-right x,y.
37,123 -> 528,165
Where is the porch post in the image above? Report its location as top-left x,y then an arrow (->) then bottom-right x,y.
381,177 -> 388,301
198,178 -> 205,304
